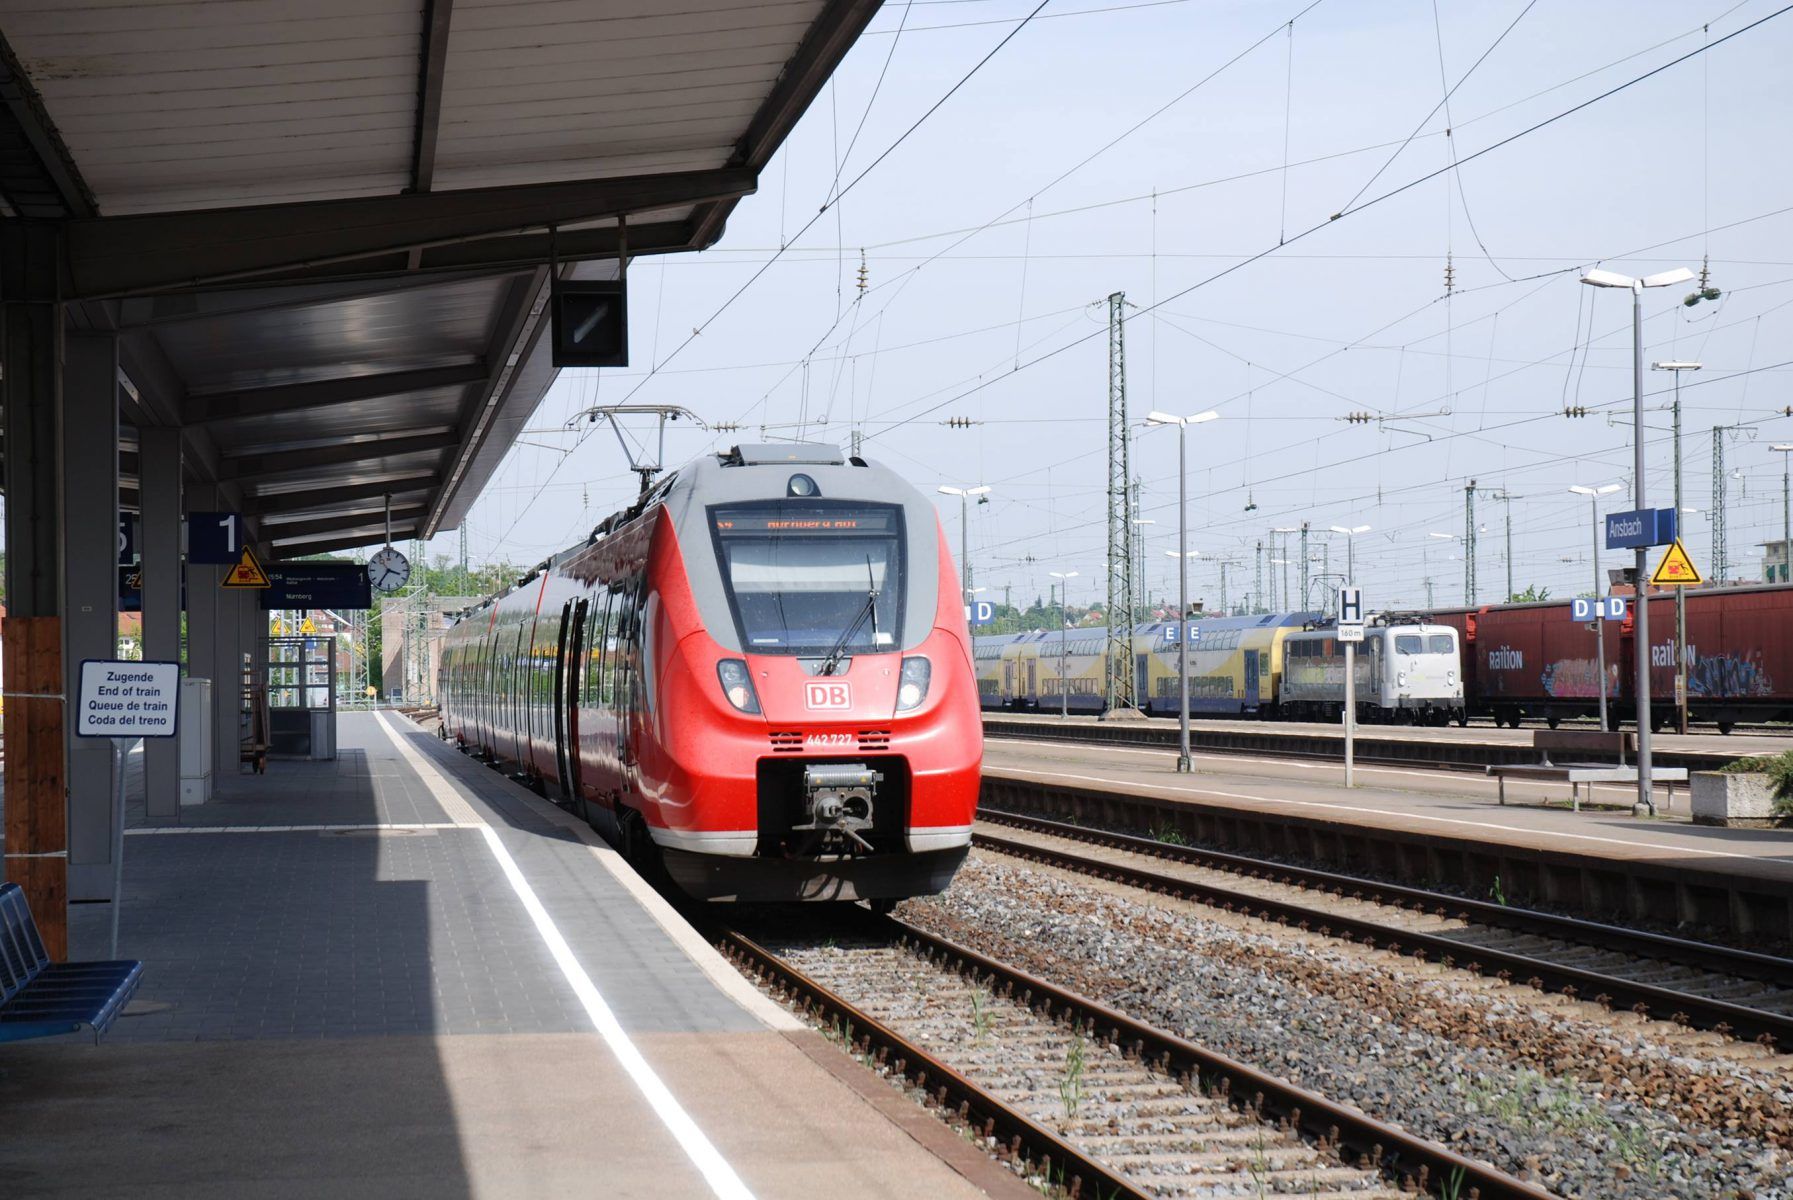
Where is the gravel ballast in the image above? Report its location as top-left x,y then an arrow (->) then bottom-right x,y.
901,854 -> 1793,1200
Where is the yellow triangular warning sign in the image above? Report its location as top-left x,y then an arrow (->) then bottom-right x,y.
222,545 -> 272,588
1649,539 -> 1703,587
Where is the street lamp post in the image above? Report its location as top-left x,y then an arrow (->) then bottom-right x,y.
1570,484 -> 1624,731
1653,360 -> 1701,733
1582,266 -> 1695,816
938,485 -> 992,606
1147,409 -> 1219,773
1048,569 -> 1078,719
1329,524 -> 1371,585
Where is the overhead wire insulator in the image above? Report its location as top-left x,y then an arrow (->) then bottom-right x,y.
1562,405 -> 1589,418
943,416 -> 978,429
856,251 -> 869,296
1443,253 -> 1455,296
1343,411 -> 1373,424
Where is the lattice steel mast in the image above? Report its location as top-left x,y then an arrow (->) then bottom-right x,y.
1104,292 -> 1137,712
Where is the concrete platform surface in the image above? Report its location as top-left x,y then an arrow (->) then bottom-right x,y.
983,710 -> 1792,758
0,712 -> 1020,1200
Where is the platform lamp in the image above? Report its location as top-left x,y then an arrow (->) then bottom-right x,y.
938,485 -> 992,604
1147,408 -> 1219,773
1569,484 -> 1624,731
1581,265 -> 1695,816
1048,570 -> 1079,719
1328,524 -> 1371,586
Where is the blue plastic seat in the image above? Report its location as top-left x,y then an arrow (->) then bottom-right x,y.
0,882 -> 142,1043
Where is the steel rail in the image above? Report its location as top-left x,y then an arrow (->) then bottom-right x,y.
713,924 -> 1148,1200
719,913 -> 1555,1200
982,807 -> 1793,981
976,811 -> 1793,1050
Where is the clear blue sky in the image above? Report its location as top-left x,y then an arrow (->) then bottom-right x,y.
440,0 -> 1793,614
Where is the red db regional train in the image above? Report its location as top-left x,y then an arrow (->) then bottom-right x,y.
437,444 -> 982,904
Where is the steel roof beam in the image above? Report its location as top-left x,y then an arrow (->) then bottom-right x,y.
221,221 -> 694,289
219,430 -> 458,482
270,527 -> 422,557
267,506 -> 428,543
243,474 -> 441,517
409,0 -> 454,195
66,167 -> 757,298
0,31 -> 95,218
184,362 -> 487,426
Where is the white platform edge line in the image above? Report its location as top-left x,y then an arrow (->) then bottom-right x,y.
372,712 -> 755,1200
384,717 -> 800,1033
994,737 -> 1659,792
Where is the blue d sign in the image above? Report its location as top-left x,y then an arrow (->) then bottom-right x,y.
1605,507 -> 1676,550
965,600 -> 995,626
1571,597 -> 1627,622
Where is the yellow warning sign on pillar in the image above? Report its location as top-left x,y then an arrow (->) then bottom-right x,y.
1649,539 -> 1703,587
222,545 -> 272,588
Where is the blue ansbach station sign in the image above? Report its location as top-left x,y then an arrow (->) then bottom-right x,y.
1605,507 -> 1676,551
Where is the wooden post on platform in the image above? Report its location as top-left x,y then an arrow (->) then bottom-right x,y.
3,616 -> 68,959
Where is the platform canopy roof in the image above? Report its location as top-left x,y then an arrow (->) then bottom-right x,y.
0,0 -> 878,556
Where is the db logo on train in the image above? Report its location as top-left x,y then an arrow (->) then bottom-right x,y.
804,681 -> 852,710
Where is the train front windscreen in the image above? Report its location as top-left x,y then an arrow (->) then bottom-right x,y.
709,502 -> 906,656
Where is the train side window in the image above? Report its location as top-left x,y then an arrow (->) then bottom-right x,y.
1428,634 -> 1453,654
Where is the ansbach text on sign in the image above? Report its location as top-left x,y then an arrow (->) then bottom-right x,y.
77,660 -> 181,738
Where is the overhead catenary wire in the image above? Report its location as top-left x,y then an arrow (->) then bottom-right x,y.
861,3 -> 1793,445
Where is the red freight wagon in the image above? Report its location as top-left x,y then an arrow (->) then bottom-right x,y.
1621,584 -> 1793,731
1468,600 -> 1617,727
1425,606 -> 1481,721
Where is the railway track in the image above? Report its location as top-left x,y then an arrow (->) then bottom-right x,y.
974,808 -> 1793,1051
716,910 -> 1550,1200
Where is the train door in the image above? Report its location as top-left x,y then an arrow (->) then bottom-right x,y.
1136,653 -> 1151,712
1027,658 -> 1038,704
1243,650 -> 1260,710
552,598 -> 586,803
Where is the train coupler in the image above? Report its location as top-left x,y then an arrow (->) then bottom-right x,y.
794,764 -> 883,852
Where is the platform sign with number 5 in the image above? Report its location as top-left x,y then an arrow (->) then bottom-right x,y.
188,511 -> 246,565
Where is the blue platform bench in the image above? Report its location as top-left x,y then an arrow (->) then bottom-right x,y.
1,882 -> 142,1043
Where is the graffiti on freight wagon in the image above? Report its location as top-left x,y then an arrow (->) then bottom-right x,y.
1539,657 -> 1618,699
1686,652 -> 1774,698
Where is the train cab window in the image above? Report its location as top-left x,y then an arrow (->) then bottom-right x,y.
709,502 -> 905,656
1427,634 -> 1454,654
1395,635 -> 1424,655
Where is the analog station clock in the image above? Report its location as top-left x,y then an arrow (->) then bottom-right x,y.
368,545 -> 411,593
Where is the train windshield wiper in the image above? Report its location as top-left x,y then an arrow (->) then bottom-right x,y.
821,560 -> 880,676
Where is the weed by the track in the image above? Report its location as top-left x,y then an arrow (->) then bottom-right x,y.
1058,1030 -> 1087,1121
970,988 -> 994,1040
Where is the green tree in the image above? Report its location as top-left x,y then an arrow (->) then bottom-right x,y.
1509,584 -> 1551,603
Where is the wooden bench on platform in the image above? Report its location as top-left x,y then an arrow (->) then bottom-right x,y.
1485,730 -> 1687,814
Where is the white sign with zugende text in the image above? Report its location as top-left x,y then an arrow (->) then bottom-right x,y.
77,660 -> 180,738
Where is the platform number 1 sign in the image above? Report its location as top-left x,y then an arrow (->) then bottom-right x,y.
188,511 -> 246,565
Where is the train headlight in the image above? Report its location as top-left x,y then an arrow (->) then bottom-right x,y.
1447,670 -> 1456,687
716,659 -> 761,714
896,656 -> 931,711
1398,672 -> 1408,688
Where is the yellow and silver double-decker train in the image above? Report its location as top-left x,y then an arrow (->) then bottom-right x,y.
975,612 -> 1466,724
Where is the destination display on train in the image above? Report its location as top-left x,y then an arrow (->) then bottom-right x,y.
713,508 -> 894,534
